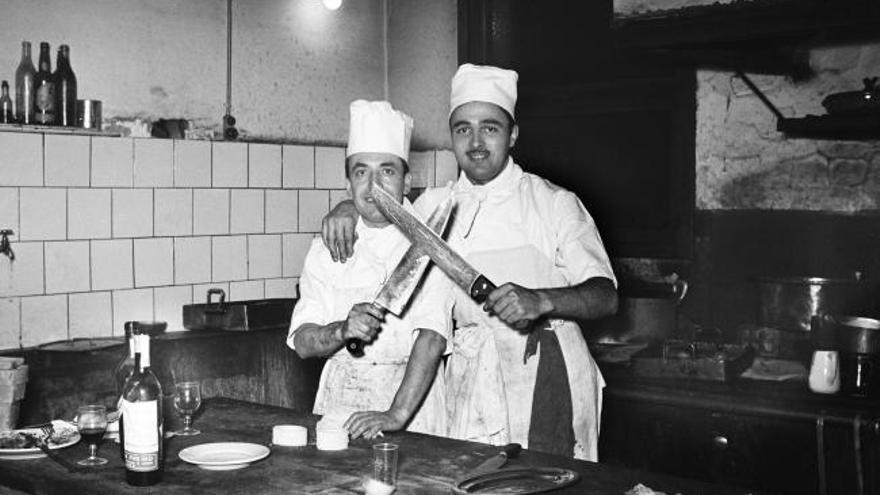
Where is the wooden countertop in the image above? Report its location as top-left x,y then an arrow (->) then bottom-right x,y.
0,397 -> 762,495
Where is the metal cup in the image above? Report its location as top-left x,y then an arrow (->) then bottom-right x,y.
76,100 -> 102,129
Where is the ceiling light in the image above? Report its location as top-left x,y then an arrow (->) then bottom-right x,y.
322,0 -> 342,10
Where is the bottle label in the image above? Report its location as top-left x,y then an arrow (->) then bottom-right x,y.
121,399 -> 160,472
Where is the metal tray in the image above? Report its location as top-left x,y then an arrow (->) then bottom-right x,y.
631,342 -> 756,382
183,289 -> 296,332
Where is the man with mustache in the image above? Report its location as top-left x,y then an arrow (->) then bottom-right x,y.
322,65 -> 617,460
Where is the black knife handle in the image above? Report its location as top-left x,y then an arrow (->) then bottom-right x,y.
501,442 -> 522,459
470,275 -> 497,304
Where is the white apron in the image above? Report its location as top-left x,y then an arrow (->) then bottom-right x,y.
420,161 -> 611,460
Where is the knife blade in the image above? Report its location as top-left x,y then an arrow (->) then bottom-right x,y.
345,194 -> 454,357
369,186 -> 497,303
463,443 -> 522,480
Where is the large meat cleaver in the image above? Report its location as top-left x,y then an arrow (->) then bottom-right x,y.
369,186 -> 497,303
345,193 -> 454,357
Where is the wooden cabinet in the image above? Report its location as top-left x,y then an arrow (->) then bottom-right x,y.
600,382 -> 880,495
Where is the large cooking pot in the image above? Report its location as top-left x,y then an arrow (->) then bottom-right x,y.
586,279 -> 688,344
755,275 -> 875,332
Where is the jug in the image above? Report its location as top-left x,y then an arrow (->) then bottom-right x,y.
809,350 -> 840,394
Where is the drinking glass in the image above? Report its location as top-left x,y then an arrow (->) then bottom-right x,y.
372,442 -> 399,486
173,381 -> 202,436
76,404 -> 108,466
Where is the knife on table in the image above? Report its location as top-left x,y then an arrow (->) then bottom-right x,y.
345,193 -> 454,357
461,443 -> 522,480
369,186 -> 497,303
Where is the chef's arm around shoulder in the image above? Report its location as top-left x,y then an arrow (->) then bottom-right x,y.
321,199 -> 359,262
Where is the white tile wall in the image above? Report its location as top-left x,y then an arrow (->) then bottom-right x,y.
283,145 -> 314,188
0,132 -> 449,349
212,235 -> 247,282
154,285 -> 191,331
230,189 -> 264,234
45,134 -> 90,187
249,143 -> 281,188
112,288 -> 154,337
92,137 -> 133,187
0,188 -> 18,234
91,239 -> 133,290
266,190 -> 297,233
68,188 -> 111,239
69,291 -> 112,339
174,140 -> 211,187
298,190 -> 329,233
134,138 -> 174,187
193,189 -> 229,235
134,238 -> 174,287
0,242 -> 44,297
20,188 -> 66,240
174,236 -> 212,285
155,189 -> 193,236
112,189 -> 153,238
45,241 -> 90,294
248,234 -> 282,279
212,142 -> 247,187
329,189 -> 350,210
315,146 -> 346,189
283,233 -> 315,278
0,298 -> 20,349
0,133 -> 42,186
230,280 -> 264,301
21,294 -> 68,347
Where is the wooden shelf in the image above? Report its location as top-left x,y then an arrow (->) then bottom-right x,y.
0,123 -> 120,137
777,114 -> 880,140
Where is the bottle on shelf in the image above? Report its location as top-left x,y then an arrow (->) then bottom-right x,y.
0,81 -> 13,124
120,331 -> 164,486
14,41 -> 36,124
53,44 -> 76,126
34,41 -> 56,125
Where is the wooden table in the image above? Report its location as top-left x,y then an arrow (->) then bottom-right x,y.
0,398 -> 765,494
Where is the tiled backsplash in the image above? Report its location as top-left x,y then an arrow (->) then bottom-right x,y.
0,131 -> 458,350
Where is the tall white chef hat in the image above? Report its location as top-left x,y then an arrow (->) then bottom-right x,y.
346,100 -> 413,162
449,63 -> 518,119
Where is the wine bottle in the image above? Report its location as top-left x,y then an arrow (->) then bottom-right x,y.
34,42 -> 56,125
0,81 -> 13,124
115,322 -> 139,461
53,45 -> 77,126
14,41 -> 35,124
121,333 -> 164,486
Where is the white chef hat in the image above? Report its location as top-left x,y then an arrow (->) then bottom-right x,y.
449,63 -> 518,119
346,100 -> 413,162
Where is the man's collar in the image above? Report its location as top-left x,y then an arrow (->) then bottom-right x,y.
457,157 -> 522,195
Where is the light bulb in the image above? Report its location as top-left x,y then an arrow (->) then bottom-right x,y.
322,0 -> 342,10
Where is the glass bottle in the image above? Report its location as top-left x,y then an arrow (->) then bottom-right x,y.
121,333 -> 164,486
53,44 -> 77,126
34,41 -> 56,125
0,81 -> 13,123
114,322 -> 140,397
14,41 -> 36,124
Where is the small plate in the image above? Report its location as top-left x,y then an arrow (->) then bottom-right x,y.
455,467 -> 580,494
0,420 -> 81,460
179,442 -> 270,471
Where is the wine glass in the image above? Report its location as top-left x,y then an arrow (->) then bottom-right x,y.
76,404 -> 108,466
172,381 -> 202,436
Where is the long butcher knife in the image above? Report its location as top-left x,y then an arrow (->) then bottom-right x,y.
369,186 -> 497,303
345,193 -> 454,357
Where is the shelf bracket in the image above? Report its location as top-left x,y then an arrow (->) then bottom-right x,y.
735,71 -> 784,121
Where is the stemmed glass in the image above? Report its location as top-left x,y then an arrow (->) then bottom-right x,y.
76,404 -> 108,466
172,381 -> 202,436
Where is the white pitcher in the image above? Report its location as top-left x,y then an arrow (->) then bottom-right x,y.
809,350 -> 841,394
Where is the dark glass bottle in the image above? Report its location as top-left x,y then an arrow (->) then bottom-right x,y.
34,42 -> 56,125
0,81 -> 13,124
121,333 -> 164,486
14,41 -> 36,124
53,45 -> 77,126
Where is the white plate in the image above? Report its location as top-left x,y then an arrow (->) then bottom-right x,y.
0,420 -> 81,460
179,442 -> 270,471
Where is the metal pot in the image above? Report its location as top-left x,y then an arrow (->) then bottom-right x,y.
811,314 -> 880,355
586,279 -> 688,344
755,276 -> 874,332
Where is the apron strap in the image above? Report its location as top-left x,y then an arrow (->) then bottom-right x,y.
527,325 -> 575,457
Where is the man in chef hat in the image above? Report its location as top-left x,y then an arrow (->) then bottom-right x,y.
287,100 -> 451,440
321,65 -> 617,461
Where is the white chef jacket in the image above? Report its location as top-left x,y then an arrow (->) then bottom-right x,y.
287,200 -> 452,436
414,159 -> 616,460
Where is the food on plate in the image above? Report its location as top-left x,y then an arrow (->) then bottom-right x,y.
0,423 -> 78,449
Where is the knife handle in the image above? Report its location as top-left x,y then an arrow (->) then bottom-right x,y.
500,442 -> 522,459
470,275 -> 497,304
345,303 -> 387,357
